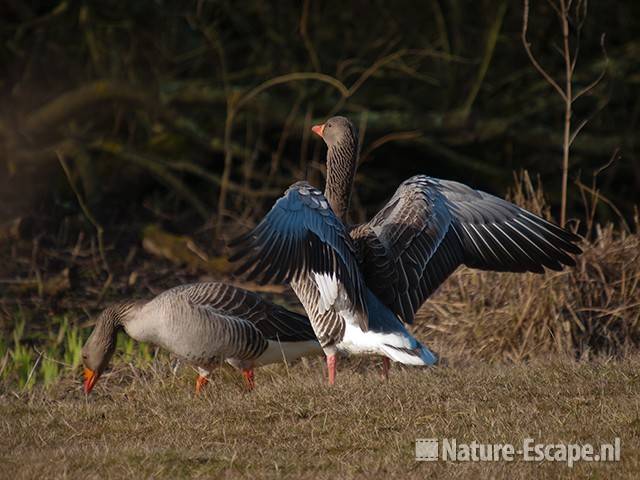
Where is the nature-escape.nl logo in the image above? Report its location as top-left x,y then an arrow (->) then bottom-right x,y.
415,438 -> 621,468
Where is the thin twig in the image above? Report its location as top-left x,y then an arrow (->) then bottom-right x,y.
460,0 -> 507,117
200,22 -> 234,236
575,179 -> 629,233
22,351 -> 42,392
569,0 -> 587,74
560,0 -> 573,227
56,151 -> 110,273
522,0 -> 567,101
359,130 -> 422,165
216,72 -> 350,235
268,95 -> 303,186
545,0 -> 562,17
573,33 -> 608,102
235,72 -> 349,112
217,111 -> 236,235
299,0 -> 321,72
569,98 -> 608,147
93,141 -> 210,220
162,160 -> 283,198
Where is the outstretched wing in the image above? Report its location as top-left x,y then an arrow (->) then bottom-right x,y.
352,175 -> 582,325
174,282 -> 318,342
229,181 -> 368,330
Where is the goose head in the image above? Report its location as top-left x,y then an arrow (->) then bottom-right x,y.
311,116 -> 357,149
81,308 -> 119,394
82,301 -> 141,394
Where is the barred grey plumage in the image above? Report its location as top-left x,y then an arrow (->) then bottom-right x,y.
323,118 -> 358,220
81,282 -> 322,394
291,277 -> 345,349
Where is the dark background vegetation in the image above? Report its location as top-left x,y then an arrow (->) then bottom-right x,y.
1,1 -> 637,233
0,1 -> 638,376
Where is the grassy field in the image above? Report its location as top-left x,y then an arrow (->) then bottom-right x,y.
1,181 -> 638,478
2,356 -> 639,479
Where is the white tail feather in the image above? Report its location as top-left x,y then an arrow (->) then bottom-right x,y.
380,343 -> 438,366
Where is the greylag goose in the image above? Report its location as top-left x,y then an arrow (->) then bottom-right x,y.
81,282 -> 322,394
229,116 -> 581,384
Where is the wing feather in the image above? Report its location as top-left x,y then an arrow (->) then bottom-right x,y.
352,175 -> 581,324
229,181 -> 368,330
170,282 -> 318,342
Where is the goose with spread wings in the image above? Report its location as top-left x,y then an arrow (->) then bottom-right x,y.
230,116 -> 581,384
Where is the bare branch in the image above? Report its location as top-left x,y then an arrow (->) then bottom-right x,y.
575,179 -> 628,232
347,48 -> 463,98
216,72 -> 349,234
569,117 -> 590,147
545,0 -> 562,17
569,98 -> 609,146
235,72 -> 349,112
460,0 -> 507,117
559,0 -> 573,227
56,151 -> 109,273
594,147 -> 619,178
522,0 -> 567,101
570,0 -> 588,73
17,80 -> 230,156
573,33 -> 608,102
359,131 -> 422,166
299,0 -> 321,72
93,141 -> 210,221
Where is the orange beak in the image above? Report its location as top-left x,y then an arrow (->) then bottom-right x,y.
242,368 -> 255,391
311,123 -> 325,138
83,367 -> 99,394
195,374 -> 209,395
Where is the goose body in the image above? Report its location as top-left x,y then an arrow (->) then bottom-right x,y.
81,282 -> 322,393
291,273 -> 436,365
230,116 -> 582,384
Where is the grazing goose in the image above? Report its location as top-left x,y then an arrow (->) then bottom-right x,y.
81,282 -> 322,394
229,116 -> 582,384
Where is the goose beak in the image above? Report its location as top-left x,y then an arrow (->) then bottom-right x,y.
311,123 -> 325,138
195,374 -> 209,395
242,369 -> 255,391
83,367 -> 99,394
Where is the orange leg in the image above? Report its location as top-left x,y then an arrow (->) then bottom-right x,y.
242,368 -> 255,390
195,374 -> 208,394
382,357 -> 391,381
327,354 -> 337,385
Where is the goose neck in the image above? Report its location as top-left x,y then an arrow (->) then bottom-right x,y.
325,142 -> 357,222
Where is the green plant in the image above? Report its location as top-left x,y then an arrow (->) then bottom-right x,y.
52,314 -> 69,346
63,318 -> 83,370
10,315 -> 35,389
0,335 -> 9,381
118,333 -> 136,360
40,348 -> 60,387
138,342 -> 153,364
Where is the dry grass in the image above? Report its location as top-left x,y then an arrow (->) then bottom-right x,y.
2,357 -> 640,479
2,173 -> 639,478
417,225 -> 640,362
